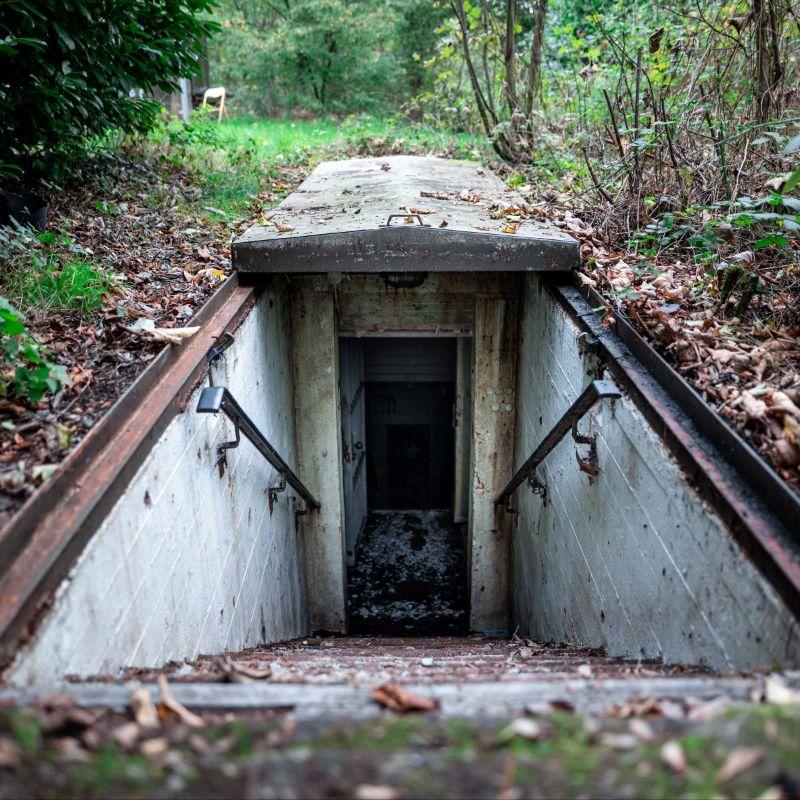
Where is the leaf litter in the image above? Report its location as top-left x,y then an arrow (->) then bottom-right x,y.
0,150 -> 306,524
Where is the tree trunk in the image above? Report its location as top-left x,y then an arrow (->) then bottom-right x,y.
752,0 -> 783,122
504,0 -> 518,115
525,0 -> 547,115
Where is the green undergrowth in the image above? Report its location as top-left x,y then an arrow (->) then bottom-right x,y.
1,706 -> 799,799
0,228 -> 118,317
144,112 -> 489,222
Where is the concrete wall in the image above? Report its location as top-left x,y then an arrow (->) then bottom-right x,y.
9,288 -> 309,688
291,279 -> 347,633
512,274 -> 800,671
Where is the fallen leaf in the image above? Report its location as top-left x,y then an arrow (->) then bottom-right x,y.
214,655 -> 272,683
274,221 -> 295,233
196,245 -> 212,260
717,747 -> 766,783
354,786 -> 401,800
502,223 -> 520,234
112,722 -> 141,750
52,737 -> 90,763
139,737 -> 170,758
764,675 -> 800,705
661,740 -> 687,773
372,683 -> 439,713
31,464 -> 58,483
438,219 -> 448,228
130,687 -> 159,729
741,391 -> 768,420
730,250 -> 755,265
0,736 -> 22,770
157,676 -> 204,728
421,190 -> 449,200
407,207 -> 434,215
600,732 -> 639,751
687,696 -> 731,722
770,392 -> 800,419
130,317 -> 155,332
143,326 -> 200,346
496,718 -> 546,742
628,718 -> 655,742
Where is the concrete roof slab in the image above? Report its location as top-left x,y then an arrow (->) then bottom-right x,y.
233,156 -> 578,273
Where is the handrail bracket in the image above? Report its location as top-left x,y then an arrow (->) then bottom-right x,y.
197,385 -> 320,511
495,379 -> 620,508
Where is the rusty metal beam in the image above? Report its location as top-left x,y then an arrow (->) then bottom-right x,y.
0,275 -> 260,667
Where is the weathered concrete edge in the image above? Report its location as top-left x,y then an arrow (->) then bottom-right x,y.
5,674 -> 798,719
233,228 -> 579,274
0,275 -> 261,669
542,275 -> 800,620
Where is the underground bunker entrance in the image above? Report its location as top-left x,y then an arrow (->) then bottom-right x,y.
341,336 -> 470,636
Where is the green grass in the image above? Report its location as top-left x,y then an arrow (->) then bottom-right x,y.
3,251 -> 117,316
156,113 -> 489,221
217,114 -> 486,158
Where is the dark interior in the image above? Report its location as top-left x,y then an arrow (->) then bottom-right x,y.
366,382 -> 455,509
347,337 -> 469,635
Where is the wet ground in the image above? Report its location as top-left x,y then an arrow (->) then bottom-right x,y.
346,510 -> 468,636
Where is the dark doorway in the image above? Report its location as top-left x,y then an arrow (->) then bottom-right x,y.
345,336 -> 469,636
367,383 -> 455,509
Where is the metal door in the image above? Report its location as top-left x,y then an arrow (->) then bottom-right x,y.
340,338 -> 367,566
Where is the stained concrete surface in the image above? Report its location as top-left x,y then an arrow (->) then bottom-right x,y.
346,511 -> 469,636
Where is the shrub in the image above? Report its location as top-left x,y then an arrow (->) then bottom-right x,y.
0,1 -> 218,178
0,296 -> 68,403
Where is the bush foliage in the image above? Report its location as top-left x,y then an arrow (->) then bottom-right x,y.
210,0 -> 445,115
0,0 -> 217,178
0,296 -> 68,403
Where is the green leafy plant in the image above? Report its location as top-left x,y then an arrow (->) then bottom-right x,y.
0,1 -> 218,178
0,296 -> 69,403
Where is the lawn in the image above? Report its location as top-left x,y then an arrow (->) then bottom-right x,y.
170,113 -> 489,220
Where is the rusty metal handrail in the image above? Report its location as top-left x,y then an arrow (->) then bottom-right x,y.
495,379 -> 620,508
197,386 -> 320,510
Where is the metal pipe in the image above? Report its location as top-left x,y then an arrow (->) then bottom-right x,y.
197,386 -> 320,510
495,379 -> 620,508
